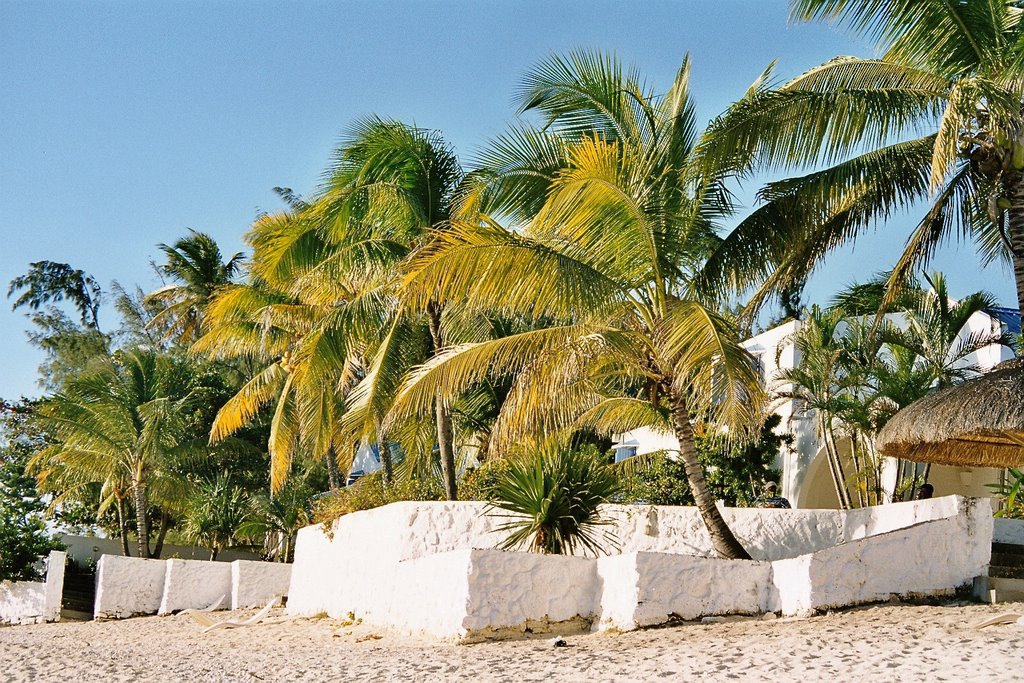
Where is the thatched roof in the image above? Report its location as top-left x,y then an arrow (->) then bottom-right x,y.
876,358 -> 1024,468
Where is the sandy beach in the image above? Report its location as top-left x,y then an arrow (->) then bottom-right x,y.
1,600 -> 1021,682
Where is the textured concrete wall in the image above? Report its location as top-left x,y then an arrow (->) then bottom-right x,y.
158,559 -> 232,615
231,560 -> 292,609
287,496 -> 992,640
597,552 -> 772,630
94,555 -> 167,619
0,551 -> 66,625
770,497 -> 992,615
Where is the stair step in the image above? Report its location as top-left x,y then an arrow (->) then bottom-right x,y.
989,565 -> 1024,580
990,552 -> 1024,568
976,576 -> 1024,603
992,542 -> 1024,555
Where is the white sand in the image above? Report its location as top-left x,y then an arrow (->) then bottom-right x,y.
2,601 -> 1022,682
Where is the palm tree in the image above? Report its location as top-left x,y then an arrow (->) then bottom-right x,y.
36,349 -> 195,558
388,52 -> 765,559
8,260 -> 102,328
700,0 -> 1024,317
146,230 -> 244,344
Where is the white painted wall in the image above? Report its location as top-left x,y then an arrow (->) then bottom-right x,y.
60,535 -> 257,566
158,559 -> 232,615
0,551 -> 65,625
231,560 -> 291,609
288,496 -> 990,640
95,555 -> 167,619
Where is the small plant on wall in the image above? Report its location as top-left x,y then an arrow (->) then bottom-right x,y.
487,445 -> 620,555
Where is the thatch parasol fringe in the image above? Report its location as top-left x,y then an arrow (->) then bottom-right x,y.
876,358 -> 1024,468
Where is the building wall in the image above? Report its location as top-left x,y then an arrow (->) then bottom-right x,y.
613,309 -> 1015,509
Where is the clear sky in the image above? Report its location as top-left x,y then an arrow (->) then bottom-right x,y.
0,0 -> 1016,399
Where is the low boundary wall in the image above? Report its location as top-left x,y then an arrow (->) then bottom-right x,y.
0,551 -> 66,625
288,496 -> 993,641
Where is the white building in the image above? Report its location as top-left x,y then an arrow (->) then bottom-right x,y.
614,306 -> 1019,509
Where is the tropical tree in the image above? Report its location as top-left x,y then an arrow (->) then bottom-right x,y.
388,51 -> 766,559
34,349 -> 197,558
9,261 -> 102,328
180,473 -> 249,560
146,230 -> 245,344
700,0 -> 1024,318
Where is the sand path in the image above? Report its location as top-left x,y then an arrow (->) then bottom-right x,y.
1,601 -> 1021,682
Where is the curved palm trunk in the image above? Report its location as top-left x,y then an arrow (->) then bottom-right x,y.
378,439 -> 394,484
670,393 -> 751,560
427,303 -> 458,500
1005,185 -> 1024,315
152,511 -> 170,559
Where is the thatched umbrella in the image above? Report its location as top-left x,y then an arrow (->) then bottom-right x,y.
876,358 -> 1024,468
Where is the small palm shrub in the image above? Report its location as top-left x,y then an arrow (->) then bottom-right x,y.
488,447 -> 620,556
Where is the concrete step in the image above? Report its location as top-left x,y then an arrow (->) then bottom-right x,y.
992,542 -> 1024,555
989,565 -> 1024,580
990,552 -> 1024,569
974,576 -> 1024,603
59,609 -> 92,621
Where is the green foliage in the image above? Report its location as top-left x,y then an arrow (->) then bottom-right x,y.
459,459 -> 514,501
620,415 -> 789,507
311,472 -> 443,523
180,474 -> 249,560
0,401 -> 62,581
488,446 -> 620,555
988,468 -> 1024,519
8,260 -> 103,328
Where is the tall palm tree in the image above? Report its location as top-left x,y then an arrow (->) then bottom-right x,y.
388,52 -> 765,559
700,0 -> 1024,317
35,349 -> 194,558
146,230 -> 245,344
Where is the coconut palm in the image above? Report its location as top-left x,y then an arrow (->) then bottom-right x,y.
388,52 -> 765,559
700,0 -> 1024,317
146,230 -> 245,344
35,348 -> 195,557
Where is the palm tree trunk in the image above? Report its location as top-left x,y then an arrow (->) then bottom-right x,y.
116,496 -> 131,557
152,511 -> 170,559
1007,175 -> 1024,313
435,401 -> 458,500
670,392 -> 751,560
822,427 -> 852,509
378,438 -> 394,485
325,446 -> 341,490
427,302 -> 458,501
132,481 -> 150,559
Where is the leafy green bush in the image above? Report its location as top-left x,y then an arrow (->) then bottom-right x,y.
1,400 -> 62,581
988,468 -> 1024,519
459,459 -> 514,501
619,414 -> 788,507
311,472 -> 443,523
488,446 -> 620,555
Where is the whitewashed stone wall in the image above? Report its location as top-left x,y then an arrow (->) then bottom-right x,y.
0,551 -> 66,625
289,496 -> 993,641
231,560 -> 291,609
94,554 -> 292,619
158,559 -> 232,615
95,555 -> 167,619
770,498 -> 991,615
597,552 -> 772,630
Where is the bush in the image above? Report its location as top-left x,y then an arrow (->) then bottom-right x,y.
619,414 -> 789,507
488,446 -> 620,555
311,472 -> 443,523
1,400 -> 62,581
459,459 -> 514,501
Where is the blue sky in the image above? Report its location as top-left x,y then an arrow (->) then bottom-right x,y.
0,0 -> 1016,398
